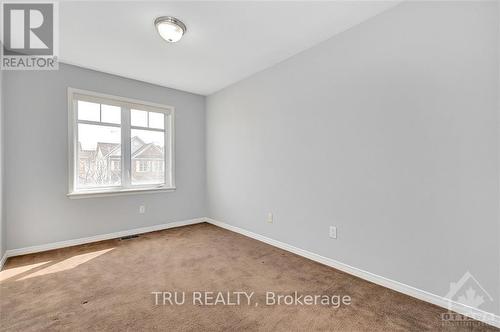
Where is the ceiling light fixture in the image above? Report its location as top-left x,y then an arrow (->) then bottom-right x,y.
154,16 -> 186,43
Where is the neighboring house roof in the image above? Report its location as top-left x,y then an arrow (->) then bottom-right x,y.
131,136 -> 145,155
79,150 -> 94,159
96,142 -> 120,158
132,143 -> 164,159
78,136 -> 162,159
78,142 -> 96,159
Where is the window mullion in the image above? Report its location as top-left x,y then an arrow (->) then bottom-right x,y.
122,107 -> 132,188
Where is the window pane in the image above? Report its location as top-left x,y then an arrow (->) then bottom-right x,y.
78,123 -> 121,188
131,109 -> 147,127
101,104 -> 121,124
131,129 -> 165,185
78,101 -> 100,122
149,112 -> 164,129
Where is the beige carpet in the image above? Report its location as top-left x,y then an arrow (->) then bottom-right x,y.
0,223 -> 497,331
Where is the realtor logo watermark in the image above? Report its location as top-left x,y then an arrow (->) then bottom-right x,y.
1,2 -> 58,70
441,271 -> 496,327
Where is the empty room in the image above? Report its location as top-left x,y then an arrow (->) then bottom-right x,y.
0,0 -> 499,331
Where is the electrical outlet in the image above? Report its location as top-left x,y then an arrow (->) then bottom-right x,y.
139,205 -> 146,214
267,213 -> 273,223
329,226 -> 337,239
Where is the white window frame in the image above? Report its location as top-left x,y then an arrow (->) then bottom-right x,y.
67,88 -> 175,198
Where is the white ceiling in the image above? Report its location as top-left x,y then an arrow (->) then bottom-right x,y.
60,1 -> 399,95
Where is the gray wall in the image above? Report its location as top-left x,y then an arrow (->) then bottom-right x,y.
0,67 -> 4,259
207,1 -> 500,315
4,63 -> 206,249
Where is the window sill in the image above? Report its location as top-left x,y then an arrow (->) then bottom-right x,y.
67,186 -> 176,199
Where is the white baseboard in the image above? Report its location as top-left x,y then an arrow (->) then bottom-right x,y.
0,252 -> 7,271
3,218 -> 204,260
204,218 -> 500,328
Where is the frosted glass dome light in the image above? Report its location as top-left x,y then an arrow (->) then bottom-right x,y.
155,16 -> 186,43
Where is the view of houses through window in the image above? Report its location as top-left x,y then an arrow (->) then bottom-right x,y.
78,135 -> 165,187
78,117 -> 122,188
74,95 -> 169,192
130,128 -> 164,185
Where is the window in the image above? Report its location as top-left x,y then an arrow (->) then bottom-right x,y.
111,160 -> 121,172
68,88 -> 175,197
153,160 -> 163,172
135,160 -> 151,173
